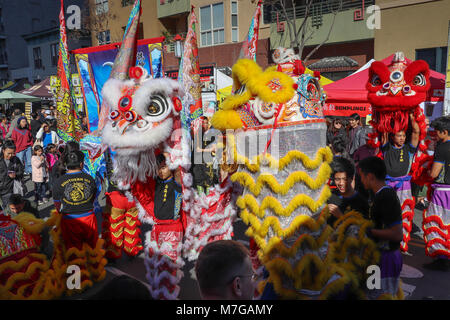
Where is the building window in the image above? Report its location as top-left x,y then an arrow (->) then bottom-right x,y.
50,43 -> 58,66
33,47 -> 42,69
416,47 -> 448,73
200,3 -> 224,47
122,0 -> 134,6
95,0 -> 109,15
97,30 -> 111,45
231,1 -> 238,42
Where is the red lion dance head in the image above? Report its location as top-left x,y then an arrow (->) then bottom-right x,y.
367,52 -> 432,183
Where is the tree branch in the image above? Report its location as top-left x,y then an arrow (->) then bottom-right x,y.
301,26 -> 315,49
290,0 -> 298,49
279,0 -> 296,49
296,0 -> 313,40
297,0 -> 313,58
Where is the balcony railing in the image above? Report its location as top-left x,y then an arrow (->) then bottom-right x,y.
157,0 -> 190,19
269,0 -> 375,24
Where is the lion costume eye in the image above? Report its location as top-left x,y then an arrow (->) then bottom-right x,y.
109,110 -> 120,121
413,73 -> 426,86
147,94 -> 169,117
125,110 -> 138,122
371,75 -> 382,87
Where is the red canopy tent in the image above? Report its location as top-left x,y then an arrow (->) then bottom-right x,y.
322,54 -> 446,117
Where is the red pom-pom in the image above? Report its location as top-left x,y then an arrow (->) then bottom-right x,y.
172,97 -> 182,112
314,71 -> 321,79
129,66 -> 144,80
118,95 -> 133,112
293,60 -> 305,75
292,84 -> 298,90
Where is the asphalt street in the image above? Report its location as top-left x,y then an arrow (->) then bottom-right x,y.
24,177 -> 450,300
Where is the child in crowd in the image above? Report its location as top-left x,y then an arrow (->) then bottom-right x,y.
358,156 -> 403,299
45,143 -> 58,196
31,145 -> 48,205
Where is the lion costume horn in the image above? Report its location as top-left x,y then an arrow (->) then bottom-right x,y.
97,0 -> 142,132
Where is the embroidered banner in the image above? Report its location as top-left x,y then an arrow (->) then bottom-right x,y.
56,0 -> 83,141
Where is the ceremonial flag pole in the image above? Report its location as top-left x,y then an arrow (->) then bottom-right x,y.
177,7 -> 204,259
56,0 -> 83,141
179,6 -> 203,129
233,0 -> 262,94
238,0 -> 262,61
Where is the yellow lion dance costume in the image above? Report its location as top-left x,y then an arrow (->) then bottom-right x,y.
212,49 -> 403,300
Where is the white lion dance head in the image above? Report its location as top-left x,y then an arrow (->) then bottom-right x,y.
101,67 -> 184,185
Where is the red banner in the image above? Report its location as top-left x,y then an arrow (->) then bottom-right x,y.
56,0 -> 83,142
323,102 -> 372,117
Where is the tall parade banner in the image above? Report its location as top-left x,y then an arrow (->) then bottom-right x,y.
56,0 -> 83,142
179,6 -> 203,127
73,38 -> 164,133
444,21 -> 450,116
233,0 -> 262,95
238,0 -> 262,61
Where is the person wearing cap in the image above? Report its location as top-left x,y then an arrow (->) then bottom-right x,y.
11,116 -> 33,175
44,109 -> 55,120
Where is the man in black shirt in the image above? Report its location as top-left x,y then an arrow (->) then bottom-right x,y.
327,157 -> 369,226
423,116 -> 450,271
154,157 -> 182,221
53,150 -> 98,250
148,154 -> 184,262
381,113 -> 420,178
380,113 -> 420,253
358,157 -> 403,299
